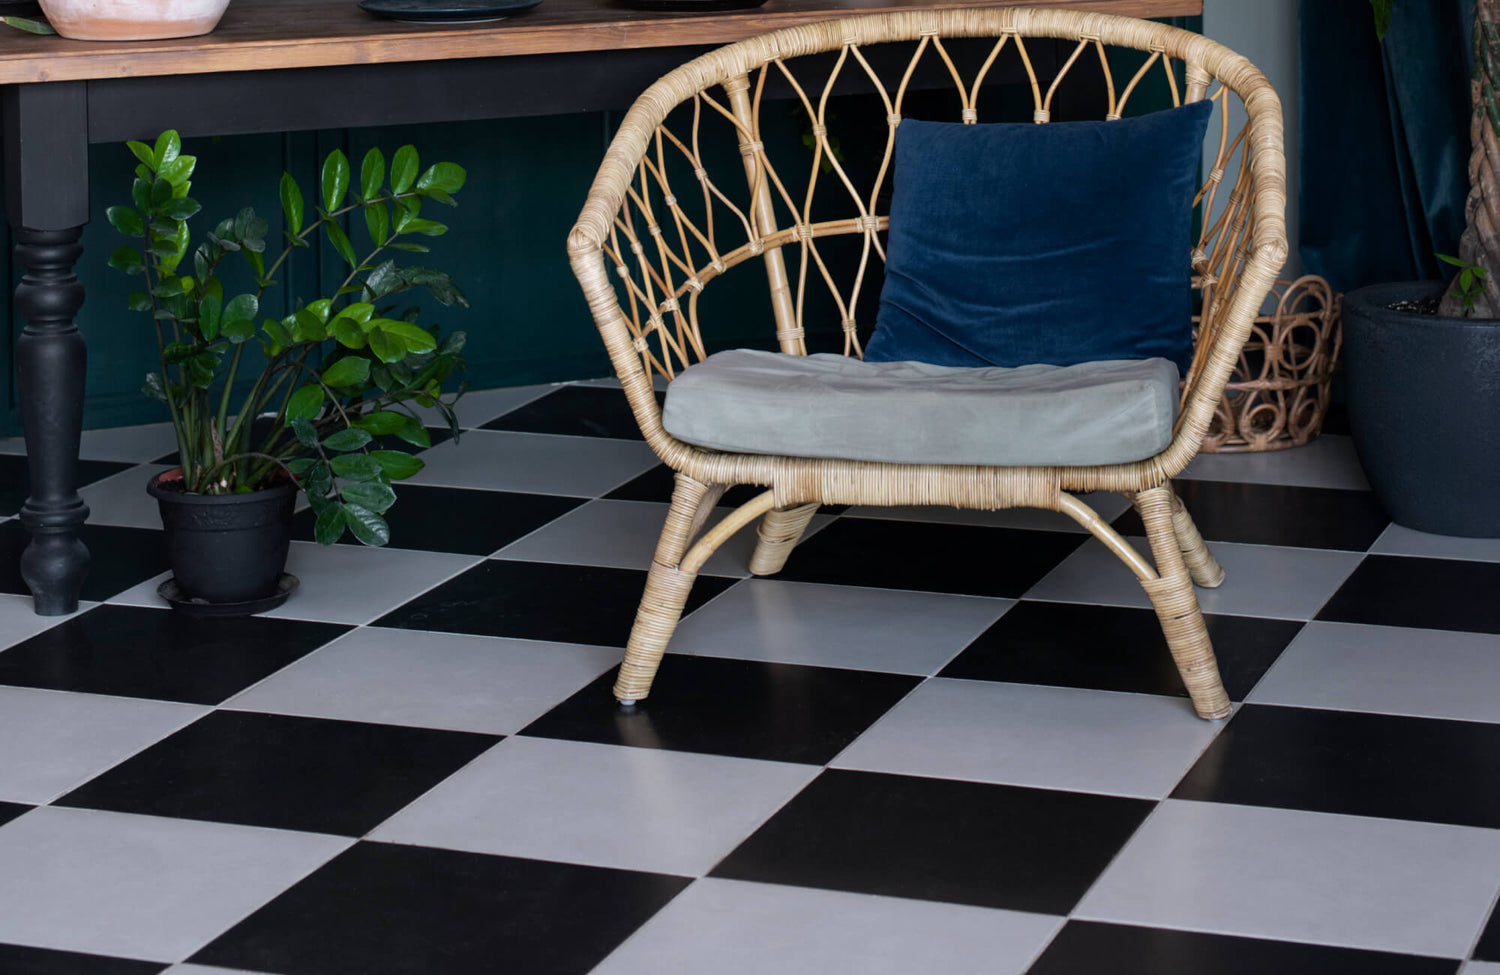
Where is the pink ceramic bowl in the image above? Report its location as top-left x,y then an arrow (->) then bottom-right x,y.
38,0 -> 232,41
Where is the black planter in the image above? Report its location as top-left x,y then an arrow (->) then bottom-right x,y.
1342,281 -> 1500,537
147,470 -> 297,609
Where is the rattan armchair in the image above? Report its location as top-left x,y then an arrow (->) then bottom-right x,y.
567,7 -> 1287,721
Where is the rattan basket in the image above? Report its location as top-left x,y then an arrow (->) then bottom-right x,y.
1197,274 -> 1341,452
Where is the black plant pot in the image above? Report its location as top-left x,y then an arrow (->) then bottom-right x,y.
1342,281 -> 1500,537
147,469 -> 298,612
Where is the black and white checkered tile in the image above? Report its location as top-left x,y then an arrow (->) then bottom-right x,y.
0,386 -> 1497,974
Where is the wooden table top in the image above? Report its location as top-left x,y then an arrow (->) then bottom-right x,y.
0,0 -> 1199,85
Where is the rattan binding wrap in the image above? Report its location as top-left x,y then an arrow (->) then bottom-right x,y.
568,7 -> 1288,721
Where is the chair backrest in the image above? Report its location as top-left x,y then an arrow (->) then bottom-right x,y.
568,8 -> 1287,471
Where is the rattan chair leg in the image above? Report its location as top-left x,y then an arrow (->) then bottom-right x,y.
687,483 -> 728,542
747,502 -> 820,576
1135,487 -> 1233,720
1167,486 -> 1225,588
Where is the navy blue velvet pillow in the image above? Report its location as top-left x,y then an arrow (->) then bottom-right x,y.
865,101 -> 1213,370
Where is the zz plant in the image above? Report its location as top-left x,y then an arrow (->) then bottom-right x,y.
109,130 -> 469,546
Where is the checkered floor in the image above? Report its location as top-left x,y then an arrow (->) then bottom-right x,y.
0,380 -> 1497,974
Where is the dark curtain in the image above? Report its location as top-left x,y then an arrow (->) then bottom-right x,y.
1298,0 -> 1473,292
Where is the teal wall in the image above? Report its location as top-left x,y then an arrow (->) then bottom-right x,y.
0,15 -> 1198,438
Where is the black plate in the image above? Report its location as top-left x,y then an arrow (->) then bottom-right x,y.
358,0 -> 543,21
158,573 -> 299,618
622,0 -> 768,9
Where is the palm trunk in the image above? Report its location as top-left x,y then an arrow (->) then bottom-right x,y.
1440,0 -> 1500,317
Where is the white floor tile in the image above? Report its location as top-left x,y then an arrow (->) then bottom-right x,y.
79,464 -> 174,529
1024,537 -> 1364,620
76,423 -> 181,463
1075,799 -> 1500,958
591,878 -> 1062,975
0,807 -> 350,963
1177,435 -> 1370,490
408,430 -> 658,497
844,492 -> 1132,533
832,679 -> 1223,798
0,595 -> 94,649
1248,621 -> 1500,723
496,498 -> 832,575
668,579 -> 1011,675
264,543 -> 481,625
226,627 -> 619,735
370,736 -> 818,877
1371,523 -> 1500,563
0,687 -> 207,804
1464,962 -> 1500,974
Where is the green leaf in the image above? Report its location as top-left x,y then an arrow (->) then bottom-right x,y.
392,417 -> 432,449
132,178 -> 153,211
399,218 -> 448,238
330,453 -> 382,481
152,130 -> 181,170
290,416 -> 321,448
341,503 -> 390,546
353,411 -> 407,436
339,302 -> 375,324
159,155 -> 195,187
1461,268 -> 1474,290
0,15 -> 54,33
325,220 -> 358,268
261,318 -> 292,356
321,148 -> 351,212
290,308 -> 326,344
160,197 -> 201,221
390,145 -> 420,194
342,479 -> 396,513
150,177 -> 174,207
127,141 -> 155,168
388,242 -> 430,253
416,161 -> 466,194
360,147 -> 385,201
198,293 -> 222,341
313,504 -> 347,545
286,384 -> 324,421
221,317 -> 256,344
370,449 -> 424,479
107,206 -> 144,237
373,319 -> 437,354
332,318 -> 367,349
364,200 -> 390,247
1368,0 -> 1392,39
108,247 -> 144,275
279,172 -> 305,236
142,372 -> 169,403
127,290 -> 152,312
322,427 -> 373,452
1437,253 -> 1467,267
285,458 -> 317,475
222,293 -> 258,327
367,327 -> 399,363
322,356 -> 372,388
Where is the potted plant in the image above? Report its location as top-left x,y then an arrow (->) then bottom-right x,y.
109,129 -> 470,613
1341,0 -> 1500,537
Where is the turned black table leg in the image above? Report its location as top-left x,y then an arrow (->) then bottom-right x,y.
14,226 -> 90,614
5,81 -> 92,615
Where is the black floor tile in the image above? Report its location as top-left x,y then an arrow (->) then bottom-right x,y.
0,802 -> 31,828
0,455 -> 136,519
773,518 -> 1084,597
604,463 -> 772,508
940,601 -> 1302,700
481,385 -> 662,440
0,605 -> 348,705
711,769 -> 1151,914
1171,704 -> 1500,829
1026,921 -> 1458,975
521,654 -> 919,764
1476,901 -> 1500,961
57,710 -> 499,836
374,558 -> 736,645
1318,555 -> 1500,634
190,841 -> 690,975
0,943 -> 167,975
0,521 -> 169,602
292,484 -> 582,555
1111,480 -> 1389,551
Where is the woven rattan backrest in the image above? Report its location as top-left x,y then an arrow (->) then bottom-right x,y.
569,8 -> 1287,467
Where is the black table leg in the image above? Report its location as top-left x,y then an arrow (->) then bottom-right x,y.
5,82 -> 92,615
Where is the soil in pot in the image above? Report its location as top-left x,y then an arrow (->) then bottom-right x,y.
147,469 -> 297,611
1342,281 -> 1500,537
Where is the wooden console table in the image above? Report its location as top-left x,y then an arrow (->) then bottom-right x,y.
0,0 -> 1198,614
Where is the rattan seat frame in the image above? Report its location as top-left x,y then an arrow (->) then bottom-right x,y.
567,6 -> 1287,721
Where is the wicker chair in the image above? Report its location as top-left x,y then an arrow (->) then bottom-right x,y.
567,7 -> 1286,721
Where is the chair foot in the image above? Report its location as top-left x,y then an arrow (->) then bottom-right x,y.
748,502 -> 819,576
1169,490 -> 1225,588
613,561 -> 698,703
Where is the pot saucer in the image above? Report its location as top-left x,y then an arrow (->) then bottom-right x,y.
157,573 -> 299,619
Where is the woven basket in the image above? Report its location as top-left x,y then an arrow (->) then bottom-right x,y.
1197,274 -> 1341,452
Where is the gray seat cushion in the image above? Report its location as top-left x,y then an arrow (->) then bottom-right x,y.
661,349 -> 1179,466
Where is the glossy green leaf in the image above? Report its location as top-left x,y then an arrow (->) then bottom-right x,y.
353,411 -> 407,436
160,197 -> 201,221
278,172 -> 305,236
322,356 -> 371,388
370,449 -> 424,479
321,148 -> 351,212
150,177 -> 174,206
342,479 -> 396,513
127,141 -> 155,168
374,319 -> 437,353
108,246 -> 144,275
261,318 -> 292,356
159,155 -> 195,187
290,416 -> 321,448
322,428 -> 373,452
399,218 -> 447,238
0,14 -> 54,33
198,293 -> 222,341
339,302 -> 375,324
360,147 -> 385,201
106,205 -> 143,237
153,130 -> 181,170
313,504 -> 347,545
364,200 -> 390,247
127,290 -> 152,312
341,503 -> 390,546
221,317 -> 256,344
330,453 -> 382,481
332,318 -> 367,349
416,161 -> 466,194
221,293 -> 258,327
392,417 -> 432,449
285,458 -> 317,475
390,145 -> 419,194
132,178 -> 153,211
142,372 -> 168,402
366,327 -> 399,363
286,384 -> 324,421
325,220 -> 358,268
290,307 -> 326,344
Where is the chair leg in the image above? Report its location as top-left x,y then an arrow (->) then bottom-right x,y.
613,474 -> 711,705
747,502 -> 819,576
1134,487 -> 1233,720
1167,485 -> 1225,588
